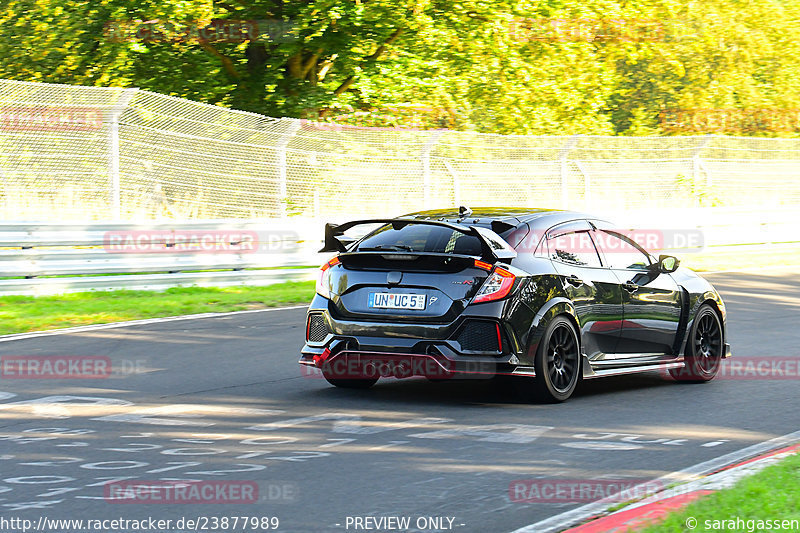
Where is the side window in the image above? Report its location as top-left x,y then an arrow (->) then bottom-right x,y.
594,230 -> 651,270
546,229 -> 602,267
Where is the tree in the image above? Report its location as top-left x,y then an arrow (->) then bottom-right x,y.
3,0 -> 800,136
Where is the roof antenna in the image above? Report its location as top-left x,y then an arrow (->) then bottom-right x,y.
458,206 -> 472,218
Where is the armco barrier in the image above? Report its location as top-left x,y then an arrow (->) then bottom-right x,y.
0,220 -> 322,295
0,208 -> 796,296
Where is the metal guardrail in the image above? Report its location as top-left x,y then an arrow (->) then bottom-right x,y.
0,220 -> 322,295
0,269 -> 316,296
0,210 -> 796,296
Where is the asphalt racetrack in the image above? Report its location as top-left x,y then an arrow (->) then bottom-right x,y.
0,269 -> 798,533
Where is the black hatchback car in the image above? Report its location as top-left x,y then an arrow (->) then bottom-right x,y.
300,207 -> 730,402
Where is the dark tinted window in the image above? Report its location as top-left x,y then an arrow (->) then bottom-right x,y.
594,230 -> 651,270
547,230 -> 602,267
357,224 -> 484,255
356,222 -> 523,255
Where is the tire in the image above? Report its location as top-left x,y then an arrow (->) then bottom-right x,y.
323,375 -> 379,389
517,316 -> 581,403
669,304 -> 723,383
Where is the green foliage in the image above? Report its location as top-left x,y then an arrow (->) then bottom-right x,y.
2,0 -> 800,135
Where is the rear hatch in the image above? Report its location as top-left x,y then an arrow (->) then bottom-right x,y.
327,223 -> 493,322
330,253 -> 490,322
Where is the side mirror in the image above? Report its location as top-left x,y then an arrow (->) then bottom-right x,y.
658,254 -> 680,273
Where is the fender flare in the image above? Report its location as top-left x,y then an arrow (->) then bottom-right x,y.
521,297 -> 580,366
677,290 -> 726,356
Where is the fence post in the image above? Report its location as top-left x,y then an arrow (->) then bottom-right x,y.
574,161 -> 591,210
108,88 -> 138,220
692,134 -> 713,206
444,160 -> 460,206
421,130 -> 445,209
558,135 -> 580,208
276,119 -> 302,218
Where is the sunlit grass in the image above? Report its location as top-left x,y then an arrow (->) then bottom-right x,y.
640,452 -> 800,532
0,282 -> 315,335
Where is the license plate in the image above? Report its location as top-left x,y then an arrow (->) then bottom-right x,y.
369,292 -> 426,310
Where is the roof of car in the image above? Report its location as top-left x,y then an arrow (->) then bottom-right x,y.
404,207 -> 593,229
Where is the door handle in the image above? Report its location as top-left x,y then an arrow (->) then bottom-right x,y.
623,281 -> 639,293
566,275 -> 584,287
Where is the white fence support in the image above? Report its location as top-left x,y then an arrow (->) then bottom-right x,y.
559,135 -> 581,207
421,130 -> 445,209
107,88 -> 138,219
276,119 -> 302,218
692,134 -> 714,204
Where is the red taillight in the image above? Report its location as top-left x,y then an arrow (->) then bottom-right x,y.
316,256 -> 340,299
496,323 -> 503,352
474,259 -> 493,271
473,266 -> 515,303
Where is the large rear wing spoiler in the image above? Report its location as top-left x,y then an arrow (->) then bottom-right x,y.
320,218 -> 517,263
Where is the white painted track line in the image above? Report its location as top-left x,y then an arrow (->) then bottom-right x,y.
0,305 -> 308,343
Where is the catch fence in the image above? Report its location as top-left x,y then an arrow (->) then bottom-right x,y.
1,79 -> 798,221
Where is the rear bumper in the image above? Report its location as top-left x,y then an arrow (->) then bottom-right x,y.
300,304 -> 532,379
304,293 -> 520,350
300,339 -> 526,380
299,348 -> 520,380
300,294 -> 533,378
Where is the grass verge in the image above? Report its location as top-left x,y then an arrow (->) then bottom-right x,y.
640,451 -> 800,532
0,281 -> 315,335
0,245 -> 797,336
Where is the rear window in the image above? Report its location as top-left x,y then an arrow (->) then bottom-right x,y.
356,224 -> 484,255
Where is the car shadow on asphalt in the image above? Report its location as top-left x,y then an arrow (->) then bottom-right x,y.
302,371 -> 679,407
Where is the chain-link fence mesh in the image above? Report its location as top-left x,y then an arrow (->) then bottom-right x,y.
1,78 -> 798,221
